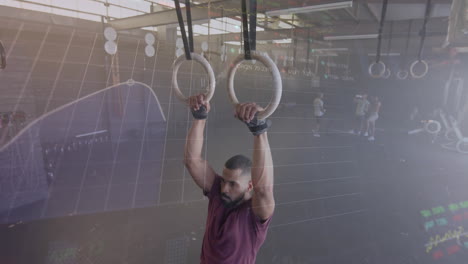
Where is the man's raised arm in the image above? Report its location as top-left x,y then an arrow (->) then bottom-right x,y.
183,95 -> 216,193
235,102 -> 275,221
251,132 -> 275,221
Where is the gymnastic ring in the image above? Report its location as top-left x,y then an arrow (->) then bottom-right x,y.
227,51 -> 282,120
410,60 -> 428,79
0,41 -> 6,70
381,68 -> 391,79
456,140 -> 468,154
396,70 -> 409,80
368,61 -> 386,78
424,120 -> 441,135
172,52 -> 216,103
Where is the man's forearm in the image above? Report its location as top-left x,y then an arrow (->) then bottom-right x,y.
184,120 -> 206,164
251,133 -> 274,191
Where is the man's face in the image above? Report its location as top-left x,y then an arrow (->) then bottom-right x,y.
220,167 -> 252,208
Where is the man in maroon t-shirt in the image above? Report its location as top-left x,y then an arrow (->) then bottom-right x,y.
183,94 -> 275,264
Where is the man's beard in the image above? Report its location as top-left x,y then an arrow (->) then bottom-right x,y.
221,193 -> 245,209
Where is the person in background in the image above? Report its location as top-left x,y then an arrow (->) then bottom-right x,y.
349,94 -> 370,135
313,93 -> 326,137
365,96 -> 381,141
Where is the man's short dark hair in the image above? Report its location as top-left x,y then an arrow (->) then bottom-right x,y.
225,155 -> 252,175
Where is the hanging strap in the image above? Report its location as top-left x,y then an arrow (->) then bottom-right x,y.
174,0 -> 194,60
306,29 -> 311,70
375,0 -> 389,63
249,0 -> 257,51
417,0 -> 432,61
241,0 -> 257,60
345,53 -> 351,75
186,0 -> 194,53
293,37 -> 297,67
241,0 -> 251,59
386,21 -> 393,57
402,20 -> 413,66
0,41 -> 6,70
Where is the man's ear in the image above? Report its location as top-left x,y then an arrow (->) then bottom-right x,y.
248,180 -> 253,192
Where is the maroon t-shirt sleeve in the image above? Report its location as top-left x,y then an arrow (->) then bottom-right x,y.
249,208 -> 273,252
203,175 -> 220,199
251,210 -> 273,233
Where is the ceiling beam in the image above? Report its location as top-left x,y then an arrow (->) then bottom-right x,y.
108,0 -> 360,30
195,28 -> 447,44
365,0 -> 450,3
193,17 -> 447,44
109,0 -> 241,30
343,7 -> 359,23
362,1 -> 379,22
193,29 -> 331,49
